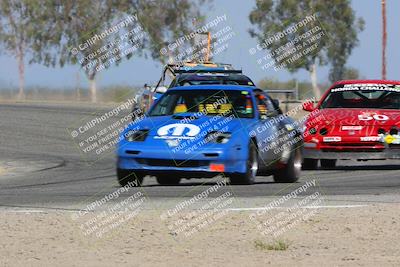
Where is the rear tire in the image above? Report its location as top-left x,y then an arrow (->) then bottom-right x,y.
320,159 -> 337,169
273,147 -> 301,183
302,158 -> 318,170
117,169 -> 144,187
230,142 -> 258,185
156,175 -> 181,185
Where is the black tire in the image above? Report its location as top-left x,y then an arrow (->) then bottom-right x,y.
229,142 -> 258,185
320,159 -> 337,169
156,175 -> 181,185
117,169 -> 144,187
302,158 -> 318,170
273,147 -> 301,183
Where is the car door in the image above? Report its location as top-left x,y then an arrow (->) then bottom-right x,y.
265,95 -> 290,159
254,92 -> 282,167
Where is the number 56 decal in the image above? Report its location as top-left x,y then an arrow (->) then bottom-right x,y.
358,114 -> 389,121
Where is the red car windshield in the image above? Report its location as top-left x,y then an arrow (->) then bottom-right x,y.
320,84 -> 400,110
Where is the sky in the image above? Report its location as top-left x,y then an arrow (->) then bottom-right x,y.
0,0 -> 398,89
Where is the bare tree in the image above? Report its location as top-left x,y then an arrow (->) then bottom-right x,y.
0,0 -> 32,99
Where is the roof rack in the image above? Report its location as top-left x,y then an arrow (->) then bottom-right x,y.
168,61 -> 234,69
174,69 -> 243,74
154,61 -> 243,89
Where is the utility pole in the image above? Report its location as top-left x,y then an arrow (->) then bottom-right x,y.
381,0 -> 387,80
76,72 -> 81,101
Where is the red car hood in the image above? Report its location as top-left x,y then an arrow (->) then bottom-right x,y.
307,108 -> 400,127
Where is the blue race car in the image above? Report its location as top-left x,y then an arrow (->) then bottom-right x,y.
117,85 -> 302,186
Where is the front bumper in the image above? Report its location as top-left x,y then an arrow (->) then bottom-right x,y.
303,132 -> 400,160
117,141 -> 248,174
302,147 -> 400,160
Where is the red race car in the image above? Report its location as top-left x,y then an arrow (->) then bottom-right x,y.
302,80 -> 400,170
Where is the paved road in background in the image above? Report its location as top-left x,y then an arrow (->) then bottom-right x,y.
0,103 -> 399,210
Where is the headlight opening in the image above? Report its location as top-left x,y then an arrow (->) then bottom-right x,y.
125,129 -> 149,142
205,131 -> 232,144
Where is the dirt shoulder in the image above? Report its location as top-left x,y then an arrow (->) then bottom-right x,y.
0,204 -> 399,267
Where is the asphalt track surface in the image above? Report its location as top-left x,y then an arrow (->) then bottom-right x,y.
0,103 -> 400,210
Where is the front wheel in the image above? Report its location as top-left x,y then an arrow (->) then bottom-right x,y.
273,147 -> 301,183
229,142 -> 258,185
117,169 -> 144,187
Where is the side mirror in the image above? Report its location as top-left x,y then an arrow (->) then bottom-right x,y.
155,86 -> 167,94
302,101 -> 315,112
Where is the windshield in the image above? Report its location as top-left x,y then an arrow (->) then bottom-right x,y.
170,74 -> 254,87
320,84 -> 400,109
148,89 -> 254,118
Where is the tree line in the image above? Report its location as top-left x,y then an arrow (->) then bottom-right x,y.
0,0 -> 364,102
